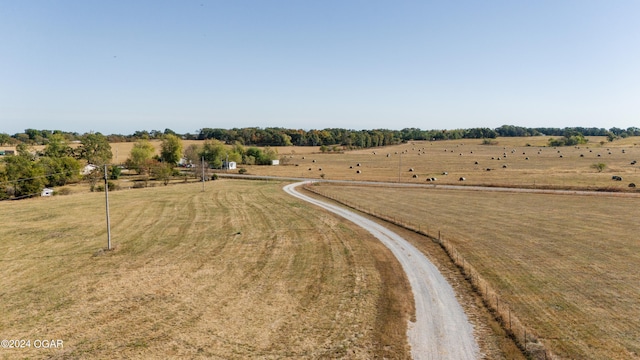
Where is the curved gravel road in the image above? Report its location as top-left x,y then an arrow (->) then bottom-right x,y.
284,181 -> 479,360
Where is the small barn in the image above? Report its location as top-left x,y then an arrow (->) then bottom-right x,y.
41,188 -> 54,197
223,161 -> 237,170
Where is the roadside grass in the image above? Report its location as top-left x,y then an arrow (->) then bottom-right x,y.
0,180 -> 412,359
311,183 -> 640,359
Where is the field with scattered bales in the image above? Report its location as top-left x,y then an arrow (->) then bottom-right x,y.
240,136 -> 640,191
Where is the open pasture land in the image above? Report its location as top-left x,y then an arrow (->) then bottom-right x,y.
242,137 -> 640,190
312,183 -> 640,359
0,180 -> 417,359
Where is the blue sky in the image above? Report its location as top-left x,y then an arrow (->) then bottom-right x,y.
1,0 -> 639,135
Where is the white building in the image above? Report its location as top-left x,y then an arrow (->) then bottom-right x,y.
81,164 -> 98,175
41,188 -> 54,197
223,161 -> 237,170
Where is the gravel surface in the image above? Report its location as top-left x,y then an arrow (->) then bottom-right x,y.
284,182 -> 479,360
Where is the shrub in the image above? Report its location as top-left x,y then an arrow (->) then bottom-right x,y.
238,168 -> 247,174
55,188 -> 72,196
591,163 -> 606,172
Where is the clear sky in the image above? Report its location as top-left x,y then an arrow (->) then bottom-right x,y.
1,0 -> 639,135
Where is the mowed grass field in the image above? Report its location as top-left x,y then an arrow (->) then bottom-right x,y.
311,183 -> 640,359
0,180 -> 417,359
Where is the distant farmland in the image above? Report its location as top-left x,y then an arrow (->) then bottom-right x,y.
241,137 -> 640,191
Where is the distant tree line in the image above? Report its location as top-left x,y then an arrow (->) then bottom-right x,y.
1,125 -> 639,149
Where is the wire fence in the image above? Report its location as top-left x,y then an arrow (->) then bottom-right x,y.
304,183 -> 559,360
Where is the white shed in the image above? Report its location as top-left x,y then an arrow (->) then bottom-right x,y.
223,161 -> 237,170
41,188 -> 54,197
81,164 -> 98,175
271,160 -> 280,166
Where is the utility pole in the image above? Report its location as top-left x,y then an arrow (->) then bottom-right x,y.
398,152 -> 402,182
201,156 -> 205,192
104,164 -> 112,250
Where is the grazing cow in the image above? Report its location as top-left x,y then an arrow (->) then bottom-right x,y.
409,168 -> 414,172
502,164 -> 508,168
459,177 -> 466,181
612,176 -> 623,181
629,183 -> 636,188
442,172 -> 448,175
412,174 -> 418,178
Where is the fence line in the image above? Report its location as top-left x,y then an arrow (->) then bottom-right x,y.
303,184 -> 557,360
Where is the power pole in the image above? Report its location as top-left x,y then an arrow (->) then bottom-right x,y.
398,152 -> 402,182
104,164 -> 112,250
201,156 -> 205,192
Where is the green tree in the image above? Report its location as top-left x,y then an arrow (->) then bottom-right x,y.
160,134 -> 183,165
40,156 -> 81,186
548,132 -> 588,147
0,133 -> 11,146
200,140 -> 226,168
3,152 -> 46,198
126,140 -> 156,174
152,163 -> 174,185
43,133 -> 73,158
79,133 -> 112,165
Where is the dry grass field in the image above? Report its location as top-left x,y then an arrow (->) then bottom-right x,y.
3,136 -> 639,359
0,180 -> 419,359
309,183 -> 640,359
241,137 -> 640,191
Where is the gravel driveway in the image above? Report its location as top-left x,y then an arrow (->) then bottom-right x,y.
284,182 -> 479,360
